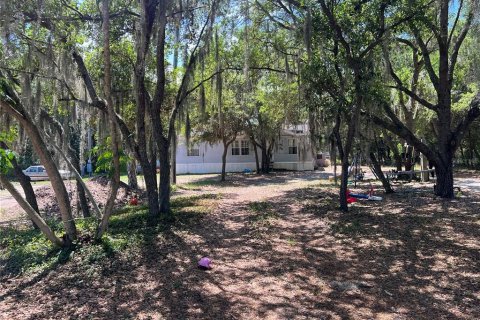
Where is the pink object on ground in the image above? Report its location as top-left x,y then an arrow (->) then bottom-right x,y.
198,257 -> 212,270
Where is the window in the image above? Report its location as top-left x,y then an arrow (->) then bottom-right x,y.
241,140 -> 249,155
232,140 -> 249,155
38,167 -> 45,172
187,144 -> 200,156
232,141 -> 240,155
288,139 -> 297,154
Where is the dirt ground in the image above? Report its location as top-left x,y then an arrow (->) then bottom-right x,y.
1,170 -> 479,319
0,177 -> 137,225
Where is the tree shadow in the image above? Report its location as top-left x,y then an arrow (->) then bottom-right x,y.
178,170 -> 334,189
1,178 -> 479,319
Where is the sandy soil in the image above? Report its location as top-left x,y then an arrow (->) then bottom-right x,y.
0,177 -> 137,226
1,170 -> 479,319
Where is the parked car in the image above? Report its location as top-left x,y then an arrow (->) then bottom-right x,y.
23,165 -> 73,181
22,165 -> 48,181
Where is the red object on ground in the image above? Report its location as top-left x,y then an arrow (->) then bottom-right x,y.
347,196 -> 357,203
129,197 -> 138,206
346,189 -> 357,203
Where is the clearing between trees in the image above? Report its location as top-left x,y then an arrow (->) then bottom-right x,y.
1,171 -> 479,319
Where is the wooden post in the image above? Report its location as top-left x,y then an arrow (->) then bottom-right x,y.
420,139 -> 429,182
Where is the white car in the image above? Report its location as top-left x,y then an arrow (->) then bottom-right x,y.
23,165 -> 73,181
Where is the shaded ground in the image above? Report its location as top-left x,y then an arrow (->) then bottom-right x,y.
1,171 -> 479,319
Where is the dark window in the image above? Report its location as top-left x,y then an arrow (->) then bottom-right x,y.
241,140 -> 249,155
232,141 -> 240,155
288,139 -> 297,154
187,145 -> 200,156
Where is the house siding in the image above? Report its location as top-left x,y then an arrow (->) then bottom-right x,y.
175,132 -> 315,174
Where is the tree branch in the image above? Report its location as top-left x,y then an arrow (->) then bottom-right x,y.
410,23 -> 440,91
448,0 -> 476,87
169,6 -> 213,142
0,175 -> 64,246
71,49 -> 141,161
274,0 -> 297,22
359,0 -> 436,59
396,37 -> 417,51
382,43 -> 437,111
448,0 -> 464,47
452,92 -> 480,150
255,0 -> 295,30
317,0 -> 352,59
366,105 -> 437,163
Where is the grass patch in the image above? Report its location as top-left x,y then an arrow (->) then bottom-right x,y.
0,193 -> 219,279
330,219 -> 363,235
249,201 -> 273,213
177,179 -> 222,190
171,193 -> 220,207
0,224 -> 71,278
248,201 -> 278,234
172,193 -> 220,225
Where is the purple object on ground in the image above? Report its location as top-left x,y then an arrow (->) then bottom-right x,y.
198,257 -> 212,270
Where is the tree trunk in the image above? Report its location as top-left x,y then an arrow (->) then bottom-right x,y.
96,0 -> 121,240
133,0 -> 160,219
384,135 -> 402,171
370,152 -> 394,194
158,143 -> 171,215
339,160 -> 349,212
67,147 -> 90,218
394,152 -> 403,171
76,170 -> 90,218
338,69 -> 363,212
0,100 -> 77,240
170,129 -> 177,185
50,142 -> 102,219
251,136 -> 260,174
221,139 -> 228,181
267,141 -> 275,173
434,160 -> 454,198
11,159 -> 40,229
11,160 -> 39,212
260,146 -> 268,173
127,158 -> 138,189
0,175 -> 63,247
404,145 -> 413,171
435,98 -> 454,198
330,136 -> 338,185
143,161 -> 160,216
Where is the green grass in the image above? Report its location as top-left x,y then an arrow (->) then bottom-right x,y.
248,201 -> 278,233
118,173 -> 220,191
0,224 -> 66,277
176,179 -> 222,191
248,201 -> 273,213
0,193 -> 219,279
330,219 -> 363,235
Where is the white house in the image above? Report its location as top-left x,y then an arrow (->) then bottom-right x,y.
175,124 -> 316,174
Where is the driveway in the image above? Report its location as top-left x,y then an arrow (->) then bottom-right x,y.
0,182 -> 49,224
455,177 -> 480,193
